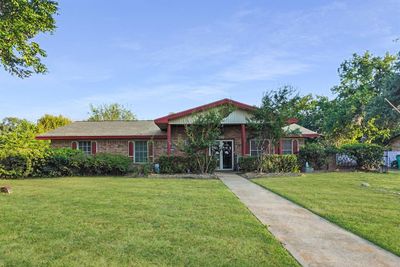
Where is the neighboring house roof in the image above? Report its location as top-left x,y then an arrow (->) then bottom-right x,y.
36,121 -> 166,140
283,123 -> 320,138
154,98 -> 255,128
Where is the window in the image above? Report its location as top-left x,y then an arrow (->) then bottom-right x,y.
135,141 -> 148,163
282,140 -> 293,154
78,141 -> 91,155
250,139 -> 269,156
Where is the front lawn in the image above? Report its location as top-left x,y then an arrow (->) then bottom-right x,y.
0,178 -> 298,266
254,172 -> 400,256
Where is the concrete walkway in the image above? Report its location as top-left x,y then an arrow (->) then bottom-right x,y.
217,172 -> 400,267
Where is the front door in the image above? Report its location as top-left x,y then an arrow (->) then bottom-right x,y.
212,140 -> 234,170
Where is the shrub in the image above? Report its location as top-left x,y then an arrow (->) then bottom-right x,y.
131,163 -> 153,177
33,148 -> 85,177
239,157 -> 259,172
340,143 -> 384,170
0,152 -> 32,178
157,155 -> 190,174
298,143 -> 328,170
157,155 -> 217,174
239,155 -> 299,173
86,153 -> 133,175
32,149 -> 133,177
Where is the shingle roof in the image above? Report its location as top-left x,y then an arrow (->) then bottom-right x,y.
283,123 -> 320,137
37,120 -> 166,139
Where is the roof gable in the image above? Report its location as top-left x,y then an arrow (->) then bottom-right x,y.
154,98 -> 255,127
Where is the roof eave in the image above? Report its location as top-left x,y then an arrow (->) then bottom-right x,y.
36,135 -> 167,140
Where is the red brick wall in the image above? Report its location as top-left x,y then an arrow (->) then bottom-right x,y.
51,140 -> 72,149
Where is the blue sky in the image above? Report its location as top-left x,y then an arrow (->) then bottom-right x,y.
1,0 -> 399,121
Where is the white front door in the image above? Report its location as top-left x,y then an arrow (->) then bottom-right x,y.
212,140 -> 234,170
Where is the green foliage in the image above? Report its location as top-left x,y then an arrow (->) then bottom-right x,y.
0,0 -> 58,78
248,86 -> 300,146
340,143 -> 384,170
1,148 -> 133,178
0,117 -> 49,178
239,155 -> 299,173
33,148 -> 85,177
37,114 -> 72,133
298,143 -> 329,170
88,103 -> 136,121
248,86 -> 302,171
157,155 -> 190,174
326,52 -> 398,145
238,157 -> 259,172
81,153 -> 133,176
131,163 -> 153,177
181,104 -> 233,174
157,155 -> 217,174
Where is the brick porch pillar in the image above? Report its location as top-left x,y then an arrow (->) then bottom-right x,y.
241,124 -> 246,156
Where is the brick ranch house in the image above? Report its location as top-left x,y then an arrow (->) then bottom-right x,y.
36,99 -> 319,171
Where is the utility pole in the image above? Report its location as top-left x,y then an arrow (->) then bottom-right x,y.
385,98 -> 400,114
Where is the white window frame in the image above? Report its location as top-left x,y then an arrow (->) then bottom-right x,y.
78,141 -> 92,155
134,140 -> 148,163
282,139 -> 293,155
249,139 -> 270,156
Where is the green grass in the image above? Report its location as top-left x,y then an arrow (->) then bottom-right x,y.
253,172 -> 400,256
0,177 -> 298,267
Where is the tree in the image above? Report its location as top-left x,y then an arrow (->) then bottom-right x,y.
0,117 -> 49,177
0,0 -> 58,78
367,55 -> 400,137
247,86 -> 301,171
88,103 -> 136,121
326,51 -> 398,145
37,114 -> 72,133
180,105 -> 233,174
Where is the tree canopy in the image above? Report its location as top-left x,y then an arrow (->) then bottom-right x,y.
88,103 -> 137,121
0,0 -> 58,78
37,114 -> 72,133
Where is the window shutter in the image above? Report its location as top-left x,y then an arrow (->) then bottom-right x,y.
246,140 -> 250,155
91,141 -> 97,155
293,139 -> 299,154
128,141 -> 134,158
71,141 -> 77,150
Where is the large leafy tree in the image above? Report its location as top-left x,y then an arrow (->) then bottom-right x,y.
88,103 -> 137,121
0,0 -> 58,78
326,51 -> 398,144
37,114 -> 71,133
367,55 -> 400,136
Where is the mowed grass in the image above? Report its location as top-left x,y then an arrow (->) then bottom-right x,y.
0,178 -> 298,267
253,172 -> 400,256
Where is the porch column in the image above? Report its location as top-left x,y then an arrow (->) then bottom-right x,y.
167,124 -> 171,155
241,124 -> 246,156
279,139 -> 283,155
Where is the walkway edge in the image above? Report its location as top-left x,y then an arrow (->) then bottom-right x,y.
217,172 -> 400,267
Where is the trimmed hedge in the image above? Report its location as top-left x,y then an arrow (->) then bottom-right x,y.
0,148 -> 134,178
239,155 -> 299,173
340,143 -> 384,170
156,155 -> 217,174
